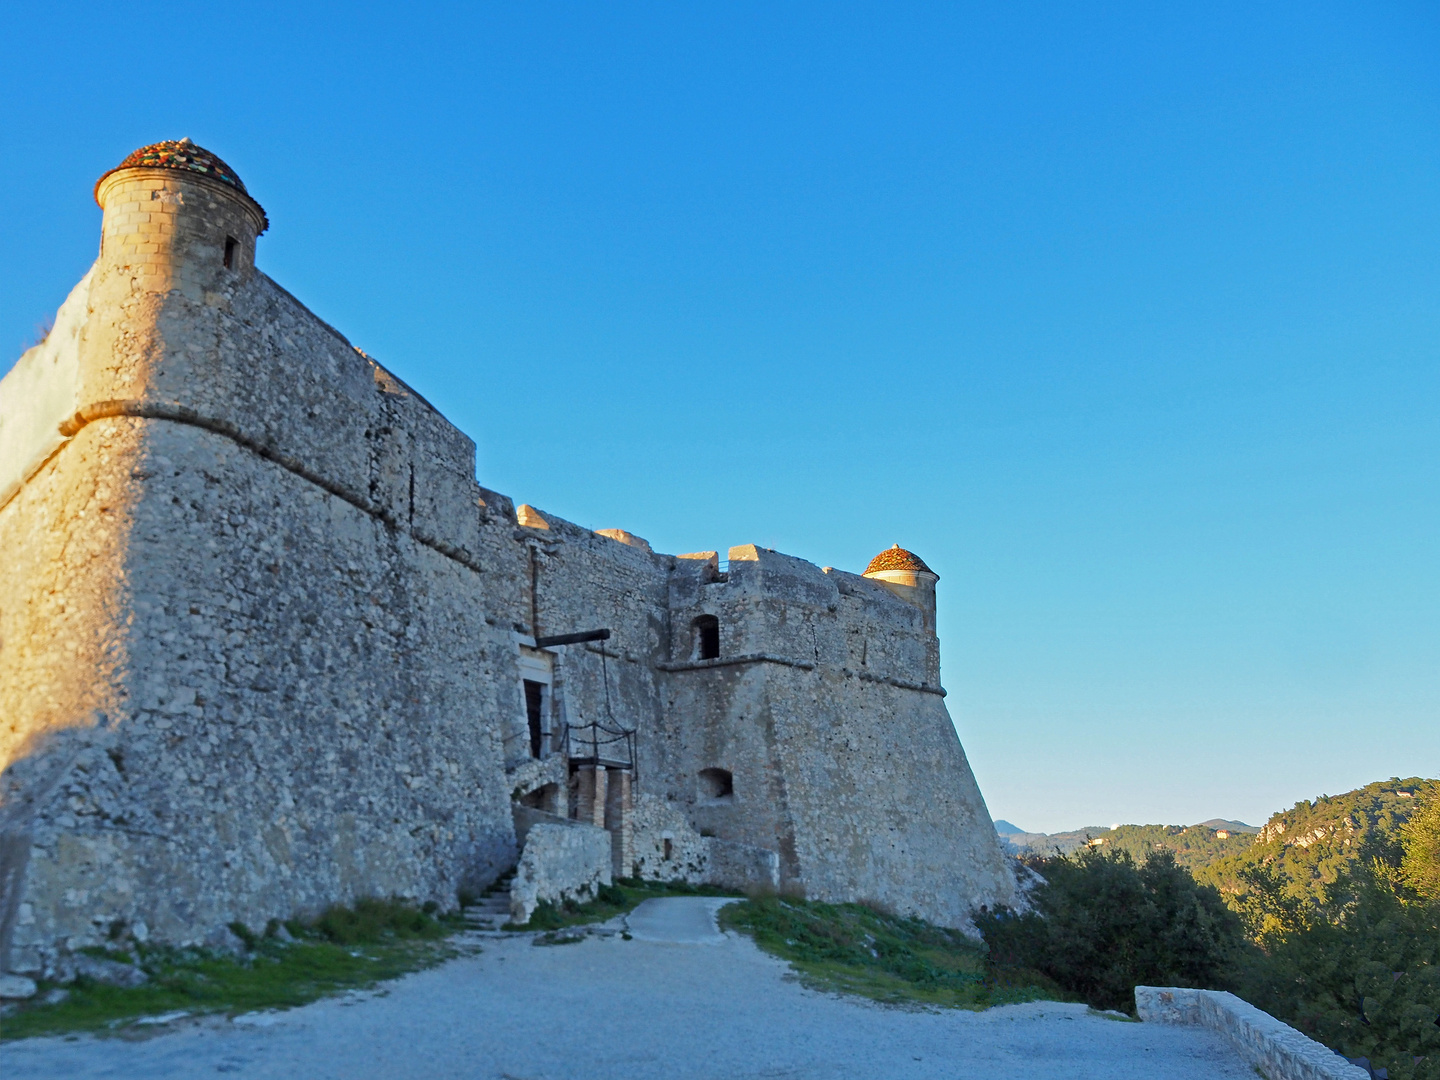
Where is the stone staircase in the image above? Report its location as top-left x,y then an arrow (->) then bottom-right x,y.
462,868 -> 516,933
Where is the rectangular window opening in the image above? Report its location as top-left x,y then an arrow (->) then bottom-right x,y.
693,615 -> 720,660
223,236 -> 238,269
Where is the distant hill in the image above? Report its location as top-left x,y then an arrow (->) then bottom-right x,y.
994,818 -> 1260,870
1195,819 -> 1259,834
998,779 -> 1440,898
1094,823 -> 1256,871
995,824 -> 1113,856
1196,777 -> 1439,906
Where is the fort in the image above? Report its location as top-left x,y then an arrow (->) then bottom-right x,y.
0,140 -> 1017,977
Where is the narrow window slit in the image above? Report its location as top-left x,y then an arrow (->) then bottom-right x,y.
523,679 -> 545,758
223,236 -> 238,269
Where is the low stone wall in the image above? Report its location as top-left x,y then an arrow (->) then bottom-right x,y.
512,805 -> 575,848
628,794 -> 781,891
509,823 -> 612,924
705,839 -> 780,892
1135,987 -> 1368,1080
628,794 -> 710,883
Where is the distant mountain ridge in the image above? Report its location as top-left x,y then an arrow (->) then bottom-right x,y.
995,779 -> 1435,883
994,817 -> 1260,867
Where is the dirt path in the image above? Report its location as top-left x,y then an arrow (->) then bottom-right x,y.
0,899 -> 1254,1079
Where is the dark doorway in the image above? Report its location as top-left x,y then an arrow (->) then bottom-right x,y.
524,679 -> 545,757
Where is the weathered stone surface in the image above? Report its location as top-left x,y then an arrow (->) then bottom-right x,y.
72,953 -> 148,988
1136,987 -> 1369,1080
628,793 -> 711,883
0,142 -> 1018,973
594,528 -> 652,552
510,823 -> 612,923
624,795 -> 778,891
706,839 -> 780,892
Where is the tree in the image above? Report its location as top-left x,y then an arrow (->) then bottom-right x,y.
977,848 -> 1245,1013
1236,861 -> 1440,1080
1401,798 -> 1440,903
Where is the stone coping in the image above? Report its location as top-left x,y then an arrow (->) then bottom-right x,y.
1136,986 -> 1369,1080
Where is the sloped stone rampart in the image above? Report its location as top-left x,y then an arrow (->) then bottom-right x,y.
510,823 -> 613,924
2,150 -> 1019,970
1136,987 -> 1368,1080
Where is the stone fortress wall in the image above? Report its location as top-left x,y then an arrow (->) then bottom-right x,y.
0,141 -> 1017,976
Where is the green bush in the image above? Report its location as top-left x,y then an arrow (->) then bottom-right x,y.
311,897 -> 449,946
595,884 -> 629,906
978,820 -> 1440,1077
516,900 -> 567,931
977,848 -> 1246,1013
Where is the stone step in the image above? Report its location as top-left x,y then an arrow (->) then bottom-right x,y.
460,874 -> 514,928
464,891 -> 513,923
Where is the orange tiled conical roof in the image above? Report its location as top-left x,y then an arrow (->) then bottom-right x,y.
863,544 -> 934,576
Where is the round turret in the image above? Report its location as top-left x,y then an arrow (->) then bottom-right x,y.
862,544 -> 939,632
93,138 -> 267,298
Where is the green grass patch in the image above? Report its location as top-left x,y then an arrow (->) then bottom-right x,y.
719,896 -> 1066,1010
0,898 -> 464,1042
503,877 -> 740,932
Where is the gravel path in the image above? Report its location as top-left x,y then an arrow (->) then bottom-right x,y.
1,899 -> 1254,1079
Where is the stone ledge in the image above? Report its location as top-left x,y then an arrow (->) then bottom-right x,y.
1136,986 -> 1368,1080
840,667 -> 947,696
656,653 -> 815,673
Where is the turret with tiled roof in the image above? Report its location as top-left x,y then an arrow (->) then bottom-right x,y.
93,137 -> 268,298
862,543 -> 939,633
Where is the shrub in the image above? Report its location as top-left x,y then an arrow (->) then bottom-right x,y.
311,897 -> 448,946
977,848 -> 1246,1013
595,884 -> 629,906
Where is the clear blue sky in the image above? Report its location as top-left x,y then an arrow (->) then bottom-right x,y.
5,3 -> 1437,833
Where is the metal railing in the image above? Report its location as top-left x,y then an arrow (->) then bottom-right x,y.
559,718 -> 635,772
548,627 -> 636,773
